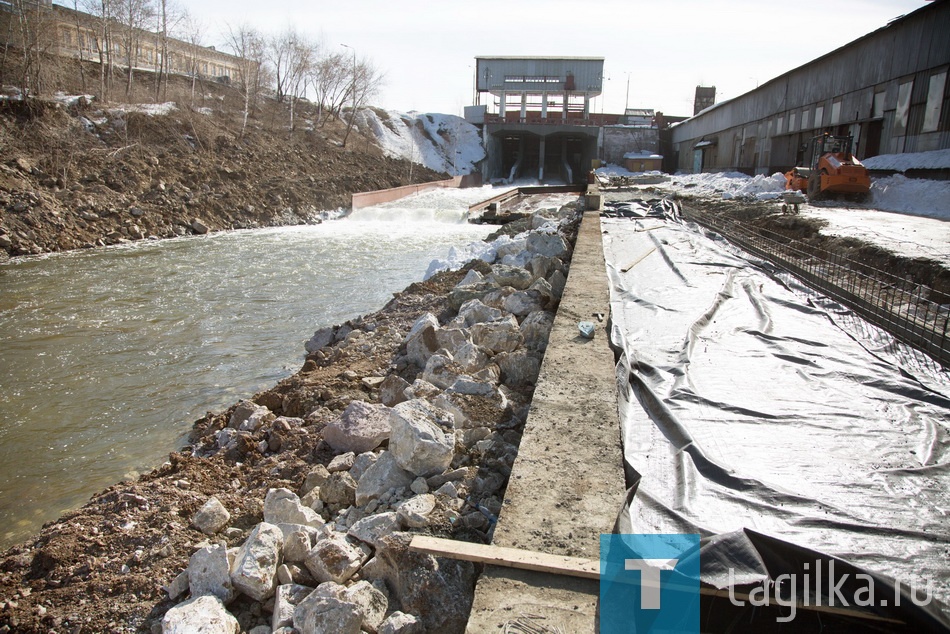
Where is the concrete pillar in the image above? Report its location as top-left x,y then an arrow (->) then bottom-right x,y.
520,92 -> 527,121
563,92 -> 569,121
541,92 -> 548,119
583,95 -> 590,119
539,136 -> 546,182
499,91 -> 506,118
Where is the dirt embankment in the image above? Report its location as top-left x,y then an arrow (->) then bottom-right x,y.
0,87 -> 444,258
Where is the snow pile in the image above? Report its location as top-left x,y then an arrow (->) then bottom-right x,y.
870,174 -> 950,219
863,148 -> 950,172
107,102 -> 178,116
50,92 -> 95,107
595,163 -> 663,178
423,240 -> 496,279
669,171 -> 787,200
354,108 -> 485,175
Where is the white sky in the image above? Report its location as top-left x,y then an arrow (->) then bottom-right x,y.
168,0 -> 931,117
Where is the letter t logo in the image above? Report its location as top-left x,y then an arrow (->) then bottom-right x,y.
624,558 -> 679,609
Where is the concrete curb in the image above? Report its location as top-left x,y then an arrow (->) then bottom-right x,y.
465,210 -> 625,632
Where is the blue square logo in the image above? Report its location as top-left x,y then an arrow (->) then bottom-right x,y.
600,534 -> 700,633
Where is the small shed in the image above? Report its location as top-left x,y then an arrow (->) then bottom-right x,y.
623,151 -> 663,173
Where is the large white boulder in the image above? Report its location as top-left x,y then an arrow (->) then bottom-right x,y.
228,400 -> 271,432
389,400 -> 456,477
293,593 -> 363,634
192,497 -> 230,535
355,451 -> 415,506
272,583 -> 314,631
344,580 -> 388,633
347,511 -> 402,550
396,494 -> 436,529
304,533 -> 367,585
230,522 -> 283,602
378,611 -> 424,634
263,488 -> 325,529
520,310 -> 555,352
421,353 -> 468,390
488,264 -> 534,290
526,231 -> 568,258
456,299 -> 505,327
188,543 -> 235,604
162,595 -> 238,634
404,313 -> 440,367
323,400 -> 392,454
470,318 -> 523,353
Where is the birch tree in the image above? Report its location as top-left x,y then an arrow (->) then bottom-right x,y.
224,23 -> 265,136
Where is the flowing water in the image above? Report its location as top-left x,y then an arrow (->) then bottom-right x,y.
0,187 -> 497,549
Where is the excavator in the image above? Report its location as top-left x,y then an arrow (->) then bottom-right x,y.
785,133 -> 871,201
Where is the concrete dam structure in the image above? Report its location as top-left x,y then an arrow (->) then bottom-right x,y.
466,57 -> 611,184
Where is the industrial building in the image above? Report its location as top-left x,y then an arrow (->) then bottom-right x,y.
671,0 -> 950,175
466,56 -> 637,184
0,0 -> 250,88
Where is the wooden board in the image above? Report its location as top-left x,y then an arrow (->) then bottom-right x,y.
411,535 -> 906,625
409,535 -> 600,580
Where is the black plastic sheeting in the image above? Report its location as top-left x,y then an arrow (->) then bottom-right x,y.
602,201 -> 950,631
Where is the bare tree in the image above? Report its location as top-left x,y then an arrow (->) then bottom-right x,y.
82,0 -> 119,100
284,35 -> 316,133
267,28 -> 296,104
70,0 -> 89,93
152,0 -> 182,101
4,0 -> 58,96
115,0 -> 155,98
179,14 -> 204,106
310,51 -> 350,127
342,56 -> 383,147
224,23 -> 265,137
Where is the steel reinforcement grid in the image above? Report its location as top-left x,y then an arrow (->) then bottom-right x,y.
680,207 -> 950,368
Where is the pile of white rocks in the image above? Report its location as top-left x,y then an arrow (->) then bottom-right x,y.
161,210 -> 577,633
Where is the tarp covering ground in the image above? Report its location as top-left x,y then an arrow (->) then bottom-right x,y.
602,201 -> 950,630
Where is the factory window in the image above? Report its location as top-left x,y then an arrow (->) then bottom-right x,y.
801,108 -> 810,130
873,92 -> 885,119
505,75 -> 561,84
922,71 -> 946,133
894,80 -> 913,134
814,105 -> 824,128
830,99 -> 842,125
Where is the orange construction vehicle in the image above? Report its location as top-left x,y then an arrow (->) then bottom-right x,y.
785,134 -> 871,201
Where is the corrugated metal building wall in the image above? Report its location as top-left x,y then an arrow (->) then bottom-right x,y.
671,1 -> 950,174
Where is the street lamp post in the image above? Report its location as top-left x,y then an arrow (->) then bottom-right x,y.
341,43 -> 357,148
625,72 -> 631,114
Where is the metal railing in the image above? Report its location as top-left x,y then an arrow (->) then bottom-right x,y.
681,207 -> 950,368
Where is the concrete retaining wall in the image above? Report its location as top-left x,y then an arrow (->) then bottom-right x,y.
466,210 -> 625,632
351,174 -> 485,210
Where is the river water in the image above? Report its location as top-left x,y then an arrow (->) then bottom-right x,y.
0,188 -> 497,549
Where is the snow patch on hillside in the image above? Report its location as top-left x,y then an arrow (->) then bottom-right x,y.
355,108 -> 485,175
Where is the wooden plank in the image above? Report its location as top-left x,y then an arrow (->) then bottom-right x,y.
620,247 -> 656,272
412,536 -> 906,625
410,535 -> 600,580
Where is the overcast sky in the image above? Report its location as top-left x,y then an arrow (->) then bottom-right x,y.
167,0 -> 930,117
